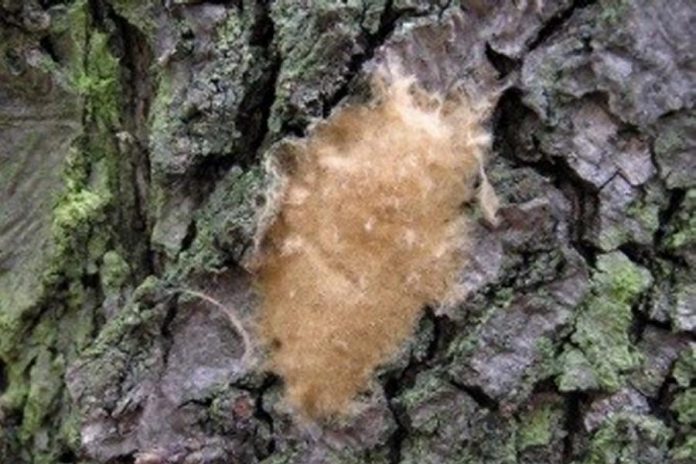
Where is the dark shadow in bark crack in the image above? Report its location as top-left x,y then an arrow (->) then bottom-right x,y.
562,391 -> 588,464
384,374 -> 409,464
492,87 -> 601,266
320,0 -> 433,120
448,379 -> 500,412
528,0 -> 596,51
0,359 -> 7,394
485,42 -> 519,79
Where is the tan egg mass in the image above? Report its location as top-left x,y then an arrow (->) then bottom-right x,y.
257,74 -> 493,419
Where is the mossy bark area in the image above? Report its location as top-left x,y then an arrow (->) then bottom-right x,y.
0,1 -> 694,463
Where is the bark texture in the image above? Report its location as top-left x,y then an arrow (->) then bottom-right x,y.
0,1 -> 694,463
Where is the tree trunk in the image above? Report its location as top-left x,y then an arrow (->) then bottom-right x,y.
1,1 -> 694,463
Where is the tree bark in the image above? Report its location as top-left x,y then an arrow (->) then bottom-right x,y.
0,1 -> 694,463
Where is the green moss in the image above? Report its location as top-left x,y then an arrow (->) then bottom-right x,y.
73,30 -> 120,128
58,409 -> 83,454
446,328 -> 480,364
1,307 -> 94,462
51,187 -> 110,281
53,189 -> 109,232
0,1 -> 125,460
558,252 -> 651,392
150,4 -> 273,180
217,9 -> 253,58
0,315 -> 27,358
132,275 -> 164,301
0,361 -> 31,412
56,300 -> 96,360
672,389 -> 696,425
100,250 -> 131,291
492,286 -> 515,308
50,0 -> 122,279
672,434 -> 696,462
54,1 -> 120,131
397,371 -> 455,436
395,370 -> 521,464
20,350 -> 65,441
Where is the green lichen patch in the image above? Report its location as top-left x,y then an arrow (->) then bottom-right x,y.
597,0 -> 632,28
646,256 -> 695,331
671,434 -> 696,463
149,4 -> 276,180
52,187 -> 111,277
81,278 -> 168,362
595,180 -> 666,252
395,371 -> 518,464
173,166 -> 268,278
654,110 -> 696,189
1,358 -> 31,413
71,31 -> 120,129
670,343 -> 696,442
53,1 -> 121,129
671,388 -> 696,425
19,349 -> 65,442
148,3 -> 280,261
68,298 -> 168,423
673,343 -> 696,388
261,450 -> 304,464
107,0 -> 159,37
100,250 -> 131,292
396,370 -> 453,434
268,0 -> 378,135
581,413 -> 673,464
558,252 -> 652,392
0,0 -> 129,460
49,1 -> 123,281
664,189 -> 696,252
517,404 -> 562,451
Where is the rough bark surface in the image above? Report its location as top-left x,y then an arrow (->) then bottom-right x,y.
0,1 -> 694,463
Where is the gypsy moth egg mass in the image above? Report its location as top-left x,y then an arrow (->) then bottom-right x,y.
256,71 -> 494,419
